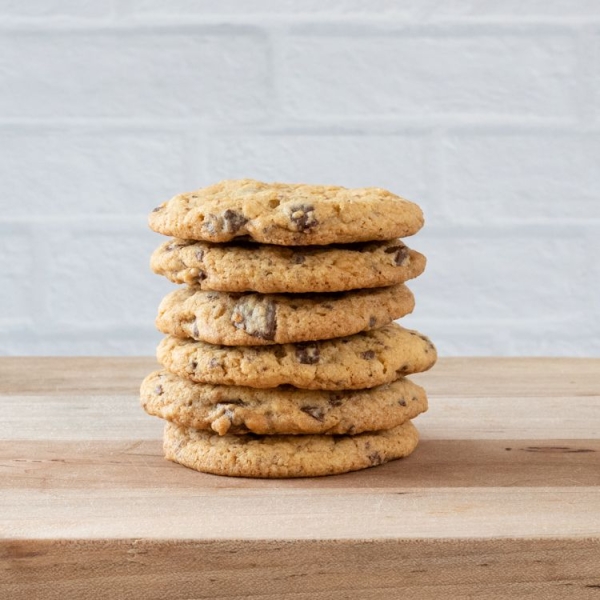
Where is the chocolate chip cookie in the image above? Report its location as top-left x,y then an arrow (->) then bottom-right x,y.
163,420 -> 420,477
157,323 -> 436,390
156,285 -> 415,346
150,238 -> 426,293
149,179 -> 424,245
141,369 -> 428,435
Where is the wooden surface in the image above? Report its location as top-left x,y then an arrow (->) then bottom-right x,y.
1,357 -> 600,598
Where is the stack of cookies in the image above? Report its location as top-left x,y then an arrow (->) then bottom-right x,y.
140,179 -> 436,478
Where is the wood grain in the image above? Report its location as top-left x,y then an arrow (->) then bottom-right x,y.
2,539 -> 600,600
1,357 -> 599,598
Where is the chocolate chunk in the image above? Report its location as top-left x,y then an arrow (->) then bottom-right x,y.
368,451 -> 383,466
295,343 -> 320,365
396,363 -> 409,375
217,399 -> 247,407
369,316 -> 377,328
154,384 -> 163,395
301,405 -> 326,421
203,211 -> 248,236
385,244 -> 410,266
361,350 -> 376,360
195,249 -> 204,262
272,345 -> 287,359
289,204 -> 318,232
197,271 -> 207,283
192,321 -> 199,338
231,296 -> 277,340
222,209 -> 248,233
291,254 -> 306,265
328,393 -> 345,407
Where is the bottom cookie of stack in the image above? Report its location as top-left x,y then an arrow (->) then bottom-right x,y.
163,420 -> 420,478
141,370 -> 427,477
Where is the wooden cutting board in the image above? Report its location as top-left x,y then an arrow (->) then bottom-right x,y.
1,357 -> 599,599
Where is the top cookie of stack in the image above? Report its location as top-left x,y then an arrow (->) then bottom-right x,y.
142,179 -> 435,478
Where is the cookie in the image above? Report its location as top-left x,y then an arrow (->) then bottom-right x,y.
163,420 -> 419,478
150,238 -> 426,293
157,324 -> 437,390
141,369 -> 427,436
156,285 -> 415,346
149,179 -> 424,245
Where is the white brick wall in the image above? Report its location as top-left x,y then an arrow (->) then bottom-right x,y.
0,2 -> 598,357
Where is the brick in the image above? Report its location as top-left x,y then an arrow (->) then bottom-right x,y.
406,227 -> 589,321
0,32 -> 268,119
0,228 -> 35,324
444,133 -> 600,220
282,33 -> 576,118
0,0 -> 112,18
209,132 -> 438,216
47,225 -> 173,326
0,129 -> 188,216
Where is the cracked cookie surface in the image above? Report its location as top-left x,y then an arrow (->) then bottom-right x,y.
149,179 -> 424,245
157,323 -> 436,390
162,420 -> 420,478
141,370 -> 427,436
151,238 -> 426,293
156,285 -> 415,346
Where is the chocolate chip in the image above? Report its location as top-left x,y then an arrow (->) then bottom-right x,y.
197,271 -> 207,282
368,451 -> 384,466
154,384 -> 163,395
328,393 -> 345,407
209,358 -> 220,368
289,204 -> 318,232
192,321 -> 199,338
191,360 -> 198,370
412,396 -> 418,403
369,316 -> 377,328
152,205 -> 164,212
291,254 -> 306,265
295,343 -> 320,365
385,244 -> 410,266
231,296 -> 277,340
396,363 -> 409,375
361,350 -> 376,360
217,399 -> 247,407
398,398 -> 407,406
272,345 -> 287,359
203,211 -> 248,236
195,249 -> 204,262
301,405 -> 326,421
222,209 -> 248,233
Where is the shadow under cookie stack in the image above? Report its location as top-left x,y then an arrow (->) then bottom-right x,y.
140,179 -> 436,478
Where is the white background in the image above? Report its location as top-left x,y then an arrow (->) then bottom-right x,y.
0,1 -> 598,356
